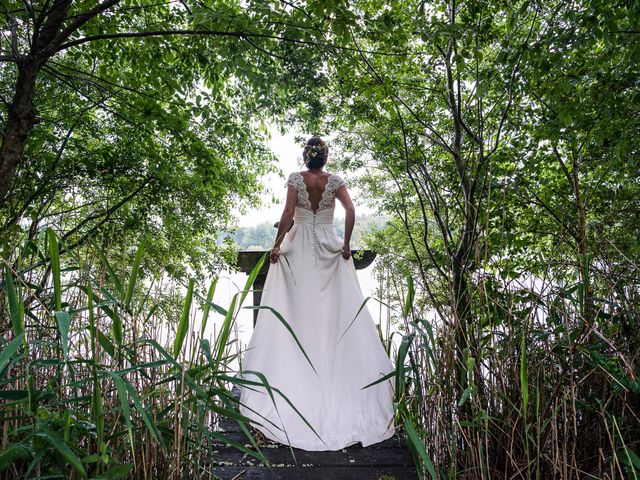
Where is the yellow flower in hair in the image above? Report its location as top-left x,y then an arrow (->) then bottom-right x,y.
309,145 -> 321,157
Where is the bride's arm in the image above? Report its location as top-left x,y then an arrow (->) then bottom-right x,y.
335,185 -> 355,258
270,185 -> 297,262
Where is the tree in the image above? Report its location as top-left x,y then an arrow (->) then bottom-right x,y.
307,0 -> 640,475
0,0 -> 357,282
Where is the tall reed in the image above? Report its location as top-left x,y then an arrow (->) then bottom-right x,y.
0,231 -> 316,479
372,248 -> 640,479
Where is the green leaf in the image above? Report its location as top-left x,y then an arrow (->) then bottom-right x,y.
35,431 -> 87,479
47,228 -> 62,311
55,311 -> 71,360
0,333 -> 24,372
125,241 -> 145,312
173,277 -> 194,359
4,264 -> 25,338
405,417 -> 438,480
403,273 -> 414,318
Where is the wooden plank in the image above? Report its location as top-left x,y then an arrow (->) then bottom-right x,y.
208,446 -> 415,467
213,382 -> 420,479
210,465 -> 420,480
212,430 -> 407,450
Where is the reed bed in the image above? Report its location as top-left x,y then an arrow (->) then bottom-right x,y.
373,246 -> 640,479
0,229 -> 282,479
1,225 -> 639,479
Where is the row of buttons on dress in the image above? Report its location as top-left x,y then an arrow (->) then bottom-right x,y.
312,214 -> 319,268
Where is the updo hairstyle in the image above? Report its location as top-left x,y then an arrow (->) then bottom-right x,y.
302,137 -> 329,169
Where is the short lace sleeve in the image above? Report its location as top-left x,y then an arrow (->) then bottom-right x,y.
332,175 -> 346,192
286,172 -> 298,189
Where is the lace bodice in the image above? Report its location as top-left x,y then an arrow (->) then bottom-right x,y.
286,171 -> 345,213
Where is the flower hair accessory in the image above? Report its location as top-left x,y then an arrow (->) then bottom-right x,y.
309,145 -> 322,157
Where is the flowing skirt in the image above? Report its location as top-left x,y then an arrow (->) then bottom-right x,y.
238,206 -> 395,451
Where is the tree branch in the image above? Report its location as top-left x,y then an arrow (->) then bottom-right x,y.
55,28 -> 419,56
44,0 -> 121,56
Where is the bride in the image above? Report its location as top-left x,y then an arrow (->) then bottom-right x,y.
238,136 -> 396,451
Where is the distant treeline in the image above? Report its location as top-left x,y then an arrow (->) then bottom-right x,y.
230,214 -> 388,251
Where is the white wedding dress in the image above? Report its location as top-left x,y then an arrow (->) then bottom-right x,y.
238,171 -> 396,451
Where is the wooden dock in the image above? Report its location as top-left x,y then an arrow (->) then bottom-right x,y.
211,386 -> 419,480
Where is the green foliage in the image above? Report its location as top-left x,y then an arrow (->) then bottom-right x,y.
0,235 -> 316,478
1,0 -> 342,286
302,0 -> 640,477
0,0 -> 638,478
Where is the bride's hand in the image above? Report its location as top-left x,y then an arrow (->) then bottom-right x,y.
269,247 -> 281,263
342,243 -> 351,260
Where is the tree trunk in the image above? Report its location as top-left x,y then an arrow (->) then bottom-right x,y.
0,59 -> 40,206
0,0 -> 74,207
572,157 -> 594,325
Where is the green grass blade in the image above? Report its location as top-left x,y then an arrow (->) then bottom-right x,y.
174,278 -> 194,359
623,447 -> 640,477
4,264 -> 25,338
86,281 -> 97,360
405,416 -> 438,480
35,431 -> 87,479
520,330 -> 529,415
199,278 -> 217,339
403,273 -> 414,318
214,293 -> 238,367
92,381 -> 105,456
238,251 -> 267,309
112,305 -> 123,347
360,369 -> 396,390
0,443 -> 31,471
336,296 -> 373,345
0,333 -> 24,372
414,318 -> 439,375
395,333 -> 415,402
55,311 -> 71,361
122,376 -> 165,449
245,305 -> 318,376
125,241 -> 145,313
93,242 -> 124,299
103,371 -> 135,457
230,372 -> 326,446
47,228 -> 62,310
96,327 -> 116,358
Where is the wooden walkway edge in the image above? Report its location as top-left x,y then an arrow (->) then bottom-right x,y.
211,385 -> 420,480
